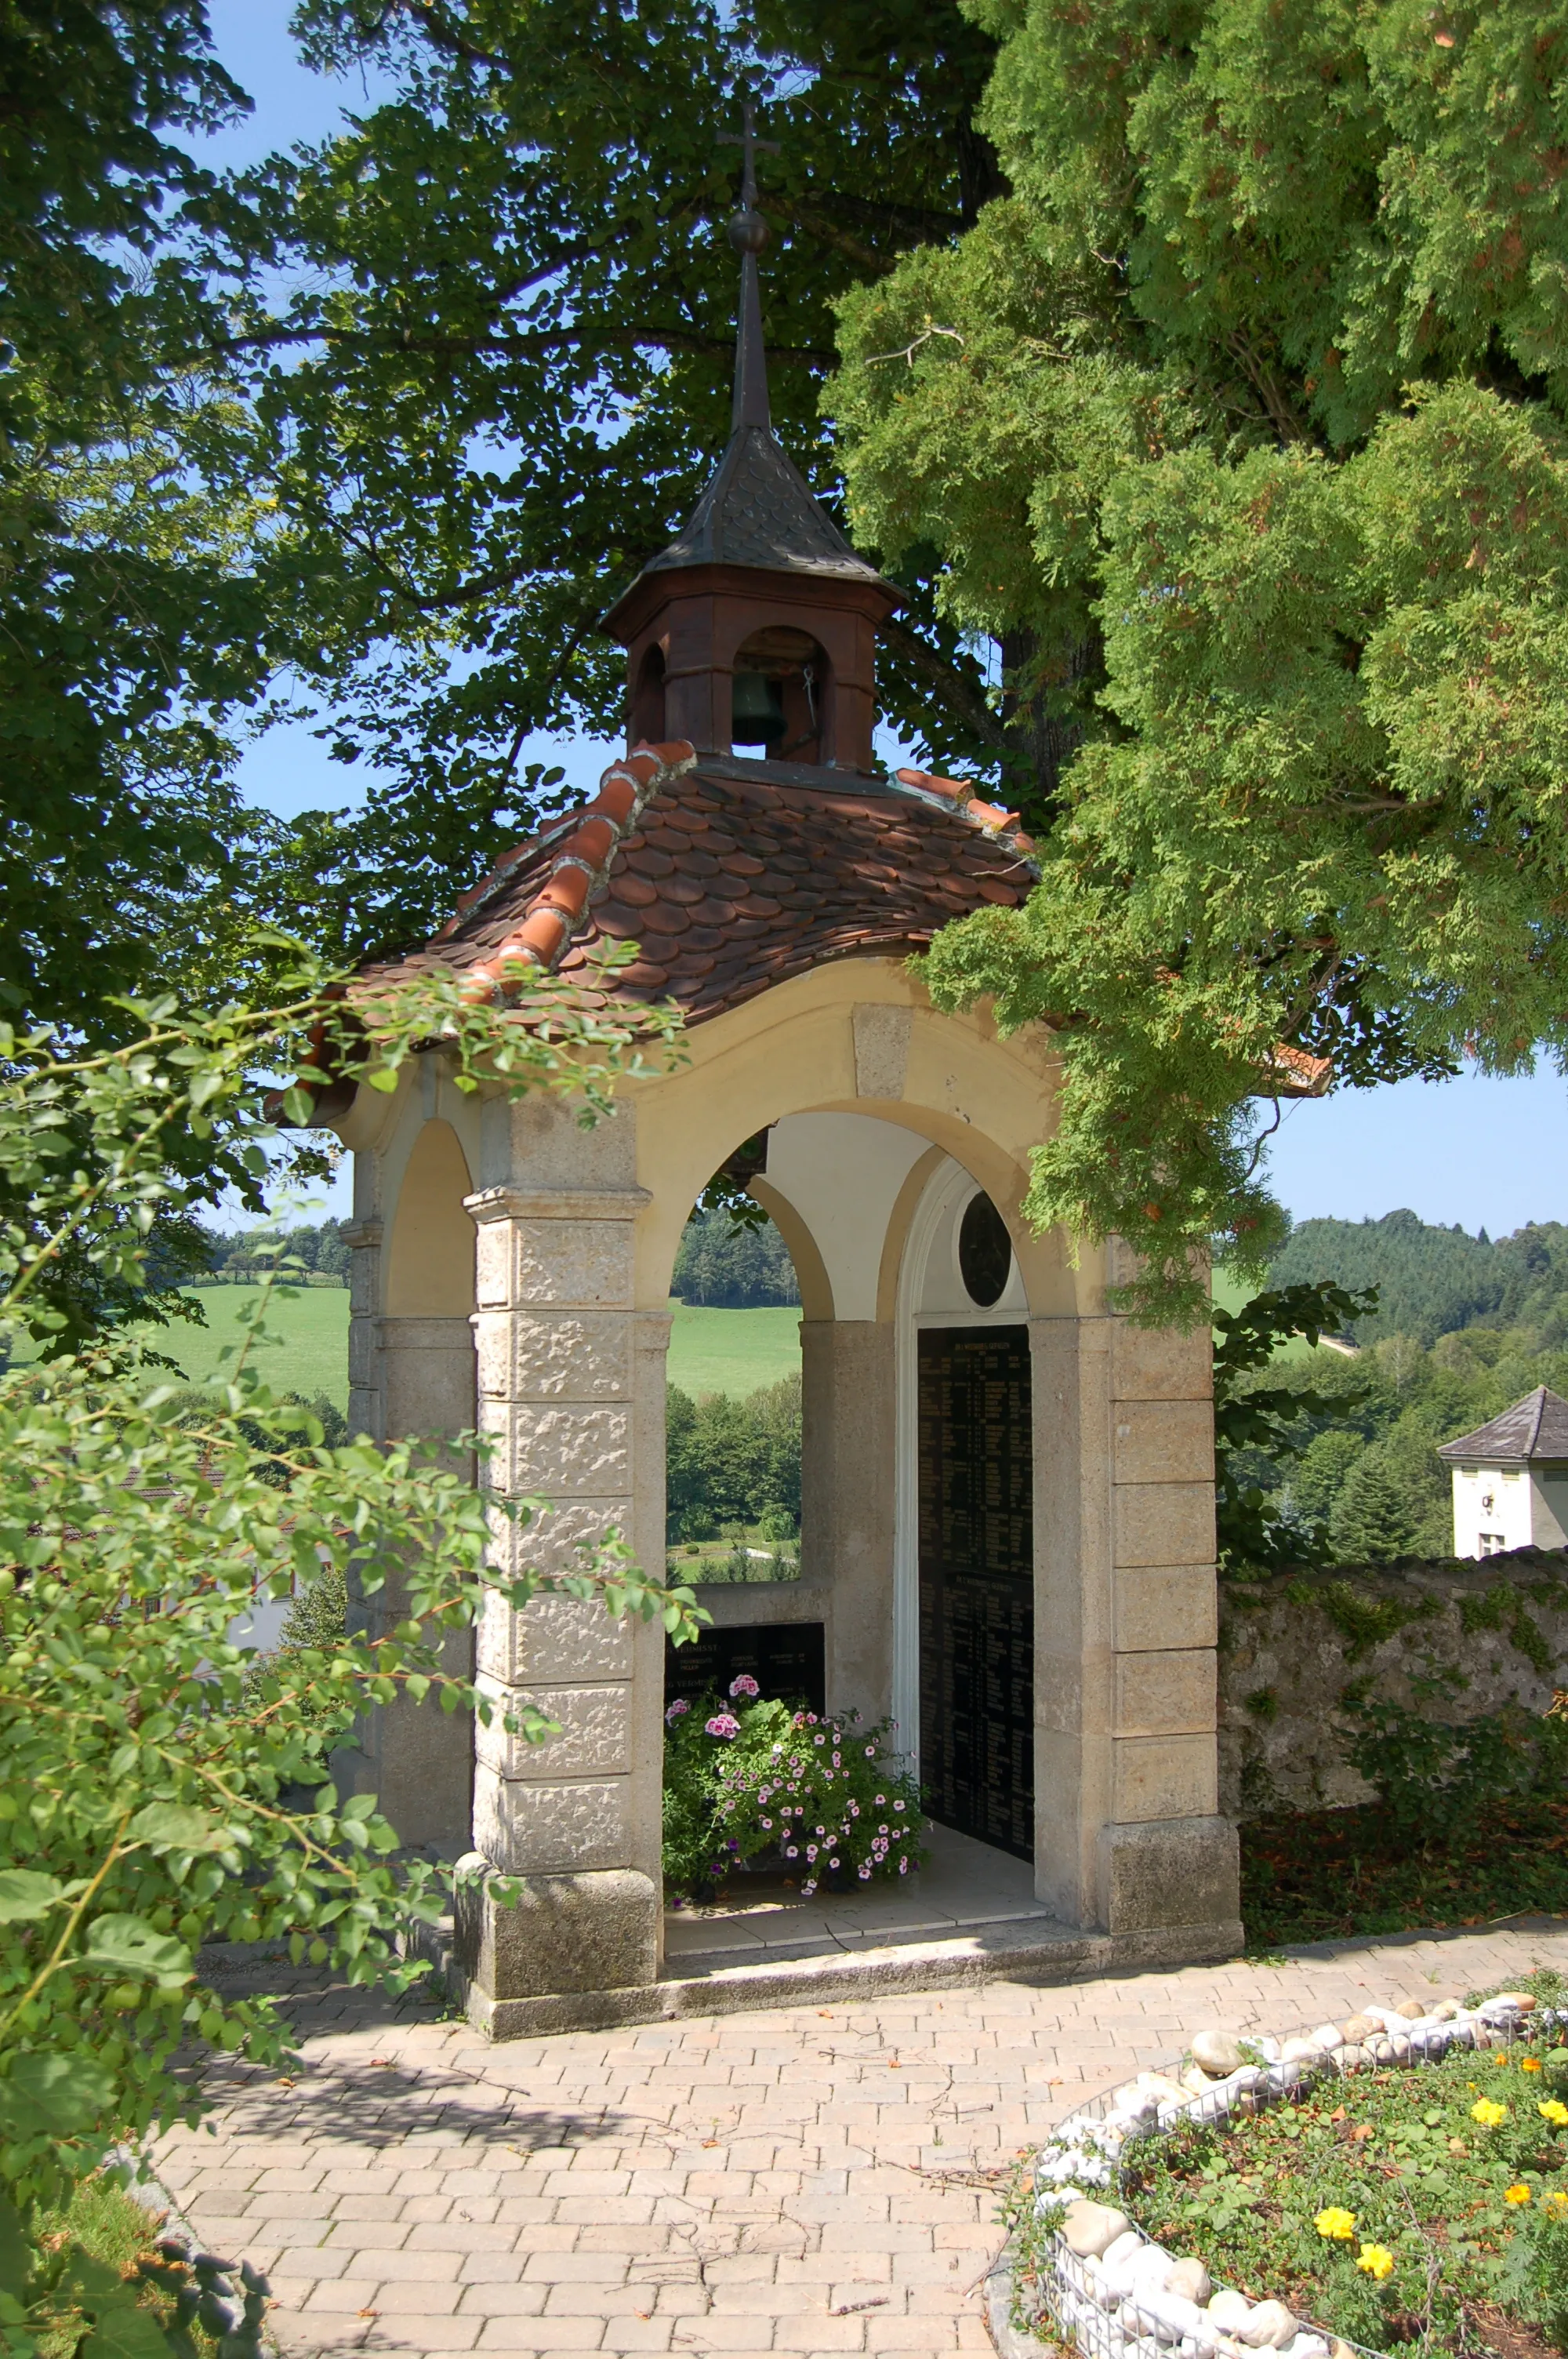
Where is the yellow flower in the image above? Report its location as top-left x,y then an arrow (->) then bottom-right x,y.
1543,2192 -> 1568,2217
1524,2057 -> 1544,2073
1506,2185 -> 1534,2206
1315,2208 -> 1358,2241
1357,2245 -> 1396,2281
1540,2100 -> 1568,2127
1473,2098 -> 1508,2128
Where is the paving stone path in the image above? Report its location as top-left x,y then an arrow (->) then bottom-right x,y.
154,1924 -> 1568,2359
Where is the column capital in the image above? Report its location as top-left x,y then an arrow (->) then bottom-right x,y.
465,1186 -> 652,1225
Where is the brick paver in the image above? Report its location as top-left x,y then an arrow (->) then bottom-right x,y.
154,1924 -> 1568,2359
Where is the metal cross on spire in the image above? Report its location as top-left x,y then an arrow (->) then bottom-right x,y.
717,96 -> 779,213
718,97 -> 779,435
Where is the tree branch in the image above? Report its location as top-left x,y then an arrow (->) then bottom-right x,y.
880,619 -> 1005,751
216,321 -> 834,367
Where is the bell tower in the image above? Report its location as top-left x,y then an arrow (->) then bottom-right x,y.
601,107 -> 900,774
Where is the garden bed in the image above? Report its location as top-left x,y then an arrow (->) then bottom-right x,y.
1014,1975 -> 1568,2359
1241,1799 -> 1568,1949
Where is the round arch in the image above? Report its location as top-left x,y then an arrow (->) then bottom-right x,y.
386,1119 -> 474,1318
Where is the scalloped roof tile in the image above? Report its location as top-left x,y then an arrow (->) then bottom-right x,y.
355,740 -> 1038,1025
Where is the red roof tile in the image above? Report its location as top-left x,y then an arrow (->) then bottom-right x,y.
356,740 -> 1040,1025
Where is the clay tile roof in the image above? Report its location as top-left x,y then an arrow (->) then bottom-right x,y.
1264,1043 -> 1334,1099
1438,1387 -> 1568,1464
356,740 -> 1040,1027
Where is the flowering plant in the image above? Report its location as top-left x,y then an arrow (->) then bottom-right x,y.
661,1684 -> 926,1901
1120,1975 -> 1568,2355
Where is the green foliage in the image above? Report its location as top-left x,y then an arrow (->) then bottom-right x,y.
1212,1282 -> 1377,1570
16,2170 -> 230,2359
665,1374 -> 801,1542
1330,1448 -> 1423,1562
0,937 -> 681,1357
0,951 -> 697,2354
671,1211 -> 800,1308
1215,1306 -> 1568,1566
1271,1210 -> 1568,1350
1341,1696 -> 1568,1846
661,1686 -> 924,1902
0,1 -> 1019,1049
1118,2024 -> 1568,2356
195,1222 -> 350,1284
834,2 -> 1568,1316
1294,1576 -> 1437,1663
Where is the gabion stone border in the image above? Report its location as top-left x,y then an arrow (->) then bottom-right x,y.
1021,1988 -> 1552,2359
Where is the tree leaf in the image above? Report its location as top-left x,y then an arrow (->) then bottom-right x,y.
80,1915 -> 192,1988
0,2194 -> 31,2298
0,1868 -> 64,1922
0,2052 -> 114,2136
125,1804 -> 229,1855
81,2293 -> 180,2359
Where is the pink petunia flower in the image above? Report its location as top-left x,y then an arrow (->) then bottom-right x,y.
729,1674 -> 760,1699
704,1713 -> 741,1739
665,1699 -> 691,1725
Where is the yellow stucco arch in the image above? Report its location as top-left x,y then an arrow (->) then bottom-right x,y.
385,1118 -> 475,1318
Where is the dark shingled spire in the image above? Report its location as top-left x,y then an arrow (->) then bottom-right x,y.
616,101 -> 885,597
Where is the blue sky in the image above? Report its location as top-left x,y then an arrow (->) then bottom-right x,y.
207,9 -> 1568,1243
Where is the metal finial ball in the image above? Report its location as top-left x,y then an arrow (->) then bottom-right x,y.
727,207 -> 769,256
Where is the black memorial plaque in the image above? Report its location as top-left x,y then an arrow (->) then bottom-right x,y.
665,1621 -> 826,1717
917,1326 -> 1034,1859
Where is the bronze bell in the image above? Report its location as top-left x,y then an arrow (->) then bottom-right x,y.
731,670 -> 786,746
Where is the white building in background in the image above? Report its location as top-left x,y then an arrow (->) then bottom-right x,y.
1439,1387 -> 1568,1558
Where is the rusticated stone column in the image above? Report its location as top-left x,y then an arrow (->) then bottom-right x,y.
454,1180 -> 666,2030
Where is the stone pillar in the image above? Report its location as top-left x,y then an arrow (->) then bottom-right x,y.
1030,1307 -> 1238,1956
332,1240 -> 479,1859
800,1319 -> 896,1723
342,1217 -> 383,1443
1029,1313 -> 1112,1925
1099,1315 -> 1239,1954
455,1180 -> 666,2030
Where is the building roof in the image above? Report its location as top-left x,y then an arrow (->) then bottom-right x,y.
630,423 -> 887,588
1437,1386 -> 1568,1464
354,739 -> 1037,1028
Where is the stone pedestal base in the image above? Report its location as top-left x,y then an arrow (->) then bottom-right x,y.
453,1856 -> 659,2006
1098,1814 -> 1240,1937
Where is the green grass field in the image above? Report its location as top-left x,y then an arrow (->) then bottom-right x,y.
143,1288 -> 800,1412
666,1304 -> 800,1398
16,1270 -> 1323,1414
169,1284 -> 352,1404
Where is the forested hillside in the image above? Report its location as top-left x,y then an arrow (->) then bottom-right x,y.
1269,1212 -> 1568,1347
1227,1328 -> 1568,1565
1220,1210 -> 1568,1565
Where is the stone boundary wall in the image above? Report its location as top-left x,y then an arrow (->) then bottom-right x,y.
1218,1550 -> 1568,1816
